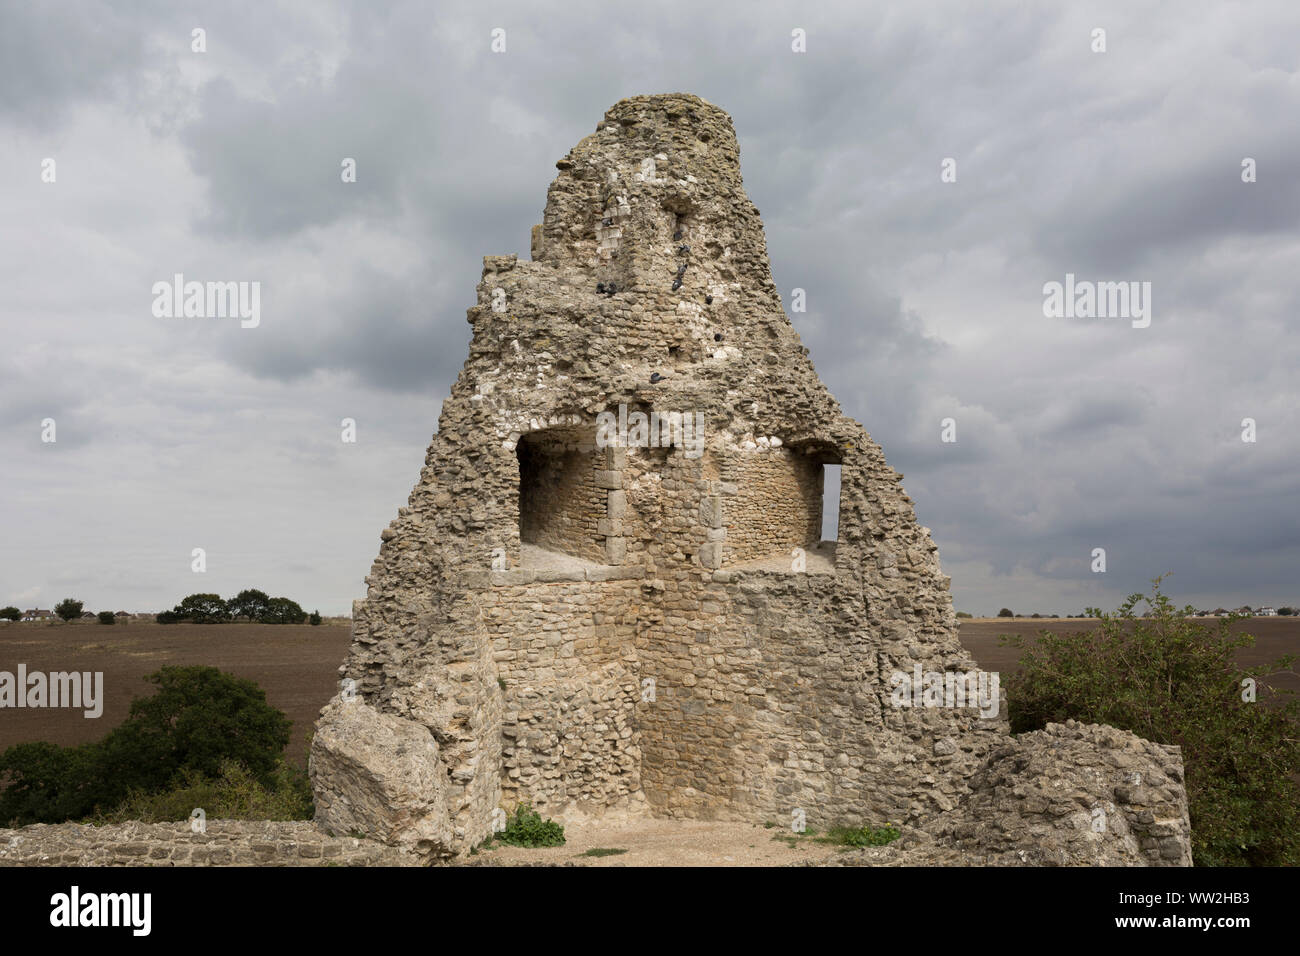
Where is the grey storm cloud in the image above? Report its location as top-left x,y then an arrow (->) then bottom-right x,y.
2,0 -> 1298,617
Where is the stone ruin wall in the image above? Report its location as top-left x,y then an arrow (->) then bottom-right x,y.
310,93 -> 1193,867
331,92 -> 1029,845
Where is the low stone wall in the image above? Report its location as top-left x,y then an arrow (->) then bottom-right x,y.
0,821 -> 415,867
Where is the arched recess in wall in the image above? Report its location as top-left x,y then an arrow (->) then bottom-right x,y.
515,425 -> 606,565
714,439 -> 841,567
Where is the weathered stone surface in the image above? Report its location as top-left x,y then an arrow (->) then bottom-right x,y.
309,698 -> 455,861
0,821 -> 413,867
927,720 -> 1194,867
310,92 -> 1192,867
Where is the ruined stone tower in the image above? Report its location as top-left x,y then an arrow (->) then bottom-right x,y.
310,94 -> 1192,866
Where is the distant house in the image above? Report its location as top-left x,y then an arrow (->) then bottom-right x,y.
1235,606 -> 1254,616
115,610 -> 130,618
22,608 -> 54,621
1256,606 -> 1278,616
1212,607 -> 1228,617
80,611 -> 96,619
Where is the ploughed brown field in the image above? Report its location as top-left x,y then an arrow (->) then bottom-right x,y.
1,617 -> 1296,764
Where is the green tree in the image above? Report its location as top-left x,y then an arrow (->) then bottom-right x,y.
227,588 -> 271,623
100,666 -> 291,789
97,611 -> 115,625
309,610 -> 322,626
54,598 -> 83,622
1001,577 -> 1300,866
0,607 -> 20,621
172,593 -> 230,624
261,597 -> 306,625
0,666 -> 293,825
997,608 -> 1014,618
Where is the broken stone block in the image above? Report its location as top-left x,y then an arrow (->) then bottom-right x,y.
309,698 -> 454,862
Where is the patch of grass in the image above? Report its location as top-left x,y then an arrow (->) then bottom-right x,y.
579,847 -> 627,858
490,803 -> 565,848
771,828 -> 817,848
772,823 -> 900,849
816,823 -> 901,847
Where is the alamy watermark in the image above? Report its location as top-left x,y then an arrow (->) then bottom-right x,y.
595,403 -> 705,458
0,665 -> 103,718
152,273 -> 260,328
1042,273 -> 1150,328
889,665 -> 1000,719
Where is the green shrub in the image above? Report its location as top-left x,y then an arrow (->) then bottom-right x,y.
309,610 -> 322,626
493,803 -> 565,848
1001,577 -> 1300,866
997,608 -> 1014,618
93,757 -> 312,824
0,607 -> 20,621
0,665 -> 293,826
97,611 -> 116,625
0,742 -> 105,824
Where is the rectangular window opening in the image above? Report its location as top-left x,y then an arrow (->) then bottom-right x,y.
820,463 -> 841,543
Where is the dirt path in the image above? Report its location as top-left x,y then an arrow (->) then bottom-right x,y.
466,818 -> 872,867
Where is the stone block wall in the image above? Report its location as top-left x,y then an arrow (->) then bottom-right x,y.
482,577 -> 646,816
720,447 -> 824,564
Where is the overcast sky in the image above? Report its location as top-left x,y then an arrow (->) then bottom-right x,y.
2,1 -> 1297,617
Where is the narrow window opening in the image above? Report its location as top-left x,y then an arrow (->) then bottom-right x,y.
820,463 -> 841,543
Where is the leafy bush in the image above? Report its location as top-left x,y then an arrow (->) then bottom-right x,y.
54,598 -> 83,622
93,758 -> 312,824
493,803 -> 565,847
155,610 -> 184,624
997,608 -> 1014,618
309,610 -> 322,626
956,611 -> 973,619
0,607 -> 20,621
0,742 -> 105,824
97,611 -> 116,625
0,666 -> 293,826
1000,578 -> 1300,866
